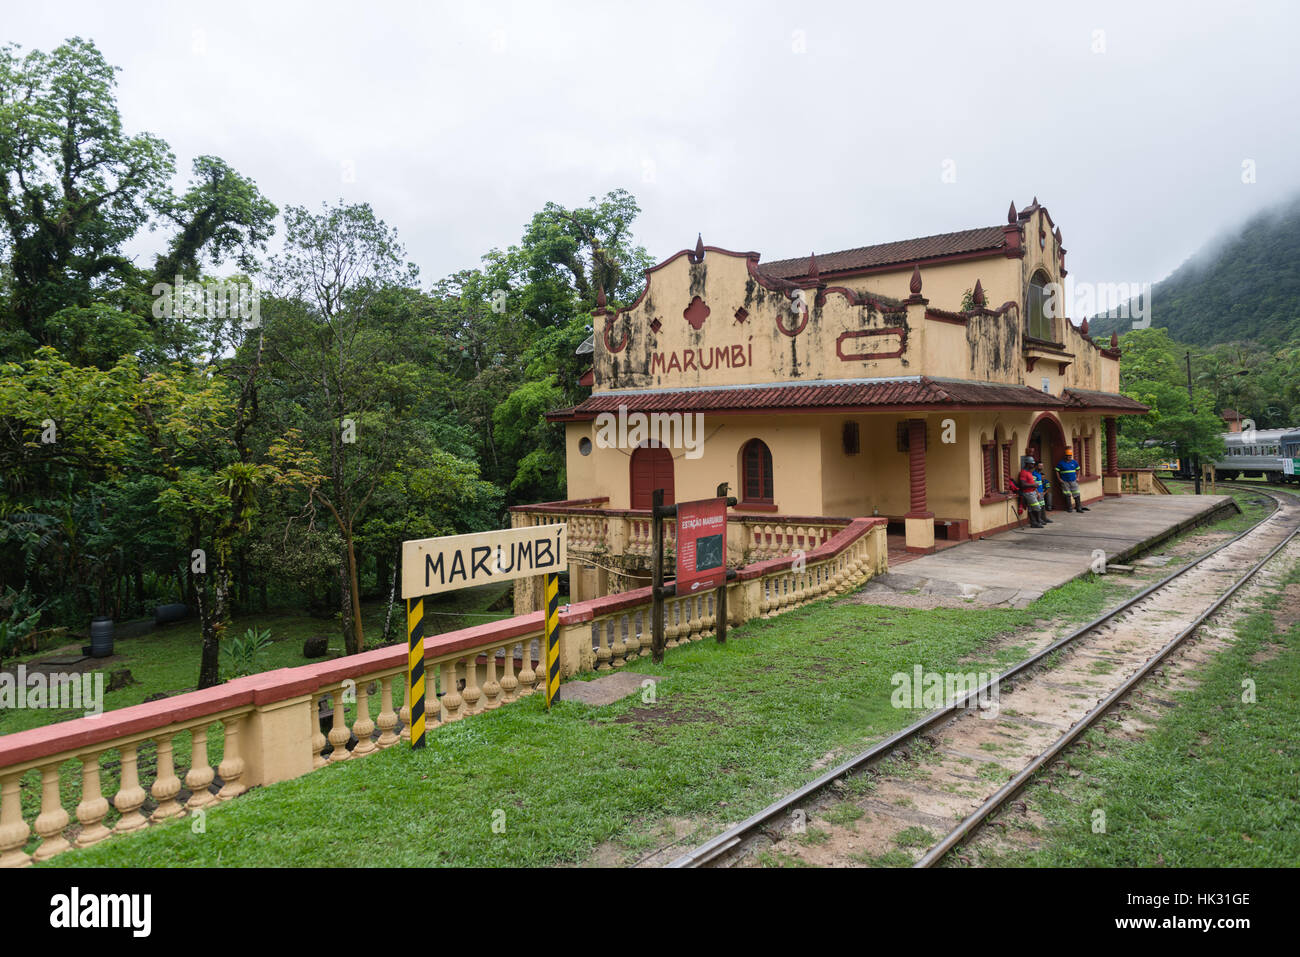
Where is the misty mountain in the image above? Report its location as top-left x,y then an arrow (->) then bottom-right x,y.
1090,195 -> 1300,346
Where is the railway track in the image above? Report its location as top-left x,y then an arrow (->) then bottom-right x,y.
667,485 -> 1300,868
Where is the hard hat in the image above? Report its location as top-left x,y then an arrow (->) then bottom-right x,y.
1064,446 -> 1073,453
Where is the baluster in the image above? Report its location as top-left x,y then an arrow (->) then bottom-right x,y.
186,725 -> 218,809
702,593 -> 716,638
665,599 -> 681,648
461,655 -> 482,714
328,691 -> 351,762
377,677 -> 399,749
690,596 -> 705,639
500,642 -> 519,702
216,716 -> 248,798
441,661 -> 465,721
113,744 -> 149,833
517,641 -> 537,693
399,681 -> 411,743
351,682 -> 377,757
32,764 -> 71,860
311,694 -> 330,765
77,752 -> 115,844
595,618 -> 612,670
624,615 -> 642,659
482,649 -> 502,710
0,772 -> 30,868
610,618 -> 627,667
149,736 -> 184,822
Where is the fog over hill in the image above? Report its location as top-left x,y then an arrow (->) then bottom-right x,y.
1090,194 -> 1300,346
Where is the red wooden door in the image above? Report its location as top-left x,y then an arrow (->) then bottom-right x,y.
630,445 -> 675,509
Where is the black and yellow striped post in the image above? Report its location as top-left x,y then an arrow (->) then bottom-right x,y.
544,572 -> 560,708
407,596 -> 426,748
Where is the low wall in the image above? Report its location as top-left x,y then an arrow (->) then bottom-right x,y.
0,518 -> 888,867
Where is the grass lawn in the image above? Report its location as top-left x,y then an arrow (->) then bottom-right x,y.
49,572 -> 1140,867
977,558 -> 1300,867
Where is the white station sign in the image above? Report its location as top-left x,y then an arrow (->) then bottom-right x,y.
401,524 -> 567,599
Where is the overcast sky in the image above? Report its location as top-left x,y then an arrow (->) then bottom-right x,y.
6,0 -> 1299,299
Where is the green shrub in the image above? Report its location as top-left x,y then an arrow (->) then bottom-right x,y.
221,627 -> 273,679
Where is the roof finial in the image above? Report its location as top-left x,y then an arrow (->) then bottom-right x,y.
1080,317 -> 1089,336
807,252 -> 819,280
972,279 -> 985,307
1054,226 -> 1062,244
1110,331 -> 1119,349
691,233 -> 705,263
596,285 -> 606,309
909,265 -> 922,295
1032,195 -> 1039,206
1007,201 -> 1017,224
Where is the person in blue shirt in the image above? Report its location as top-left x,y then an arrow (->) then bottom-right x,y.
1056,447 -> 1089,513
1031,463 -> 1053,522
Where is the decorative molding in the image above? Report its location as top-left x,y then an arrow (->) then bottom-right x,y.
682,295 -> 710,331
836,327 -> 907,362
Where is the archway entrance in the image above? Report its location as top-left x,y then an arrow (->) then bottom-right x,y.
1027,415 -> 1067,509
630,444 -> 675,509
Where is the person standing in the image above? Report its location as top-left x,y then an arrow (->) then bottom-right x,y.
1031,462 -> 1053,522
1056,446 -> 1089,512
1012,456 -> 1048,528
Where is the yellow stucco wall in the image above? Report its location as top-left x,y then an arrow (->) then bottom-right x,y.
564,202 -> 1123,536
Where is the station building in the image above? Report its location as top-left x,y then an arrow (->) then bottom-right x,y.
521,200 -> 1148,601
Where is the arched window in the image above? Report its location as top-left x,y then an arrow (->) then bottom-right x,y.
741,439 -> 774,504
1027,271 -> 1053,342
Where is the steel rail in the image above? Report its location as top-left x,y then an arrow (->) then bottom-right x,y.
916,502 -> 1300,867
667,489 -> 1292,868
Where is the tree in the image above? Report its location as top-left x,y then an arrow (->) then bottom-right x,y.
1118,328 -> 1226,467
0,38 -> 174,347
152,156 -> 277,282
263,202 -> 425,656
0,38 -> 276,366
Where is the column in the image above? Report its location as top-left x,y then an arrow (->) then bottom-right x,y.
904,418 -> 935,553
1103,416 -> 1121,496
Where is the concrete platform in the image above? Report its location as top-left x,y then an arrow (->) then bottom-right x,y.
860,494 -> 1237,609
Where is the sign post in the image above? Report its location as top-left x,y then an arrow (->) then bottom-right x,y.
401,523 -> 567,746
544,572 -> 560,708
406,595 -> 426,748
651,490 -> 737,663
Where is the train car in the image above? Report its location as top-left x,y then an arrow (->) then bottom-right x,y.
1211,428 -> 1299,484
1282,431 -> 1300,481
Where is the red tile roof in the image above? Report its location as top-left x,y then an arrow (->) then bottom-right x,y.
547,376 -> 1072,421
759,226 -> 1008,280
1061,388 -> 1150,413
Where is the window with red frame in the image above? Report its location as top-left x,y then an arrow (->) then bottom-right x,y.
742,439 -> 774,503
1002,444 -> 1012,490
983,443 -> 998,496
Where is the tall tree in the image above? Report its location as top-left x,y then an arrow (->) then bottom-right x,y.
263,202 -> 423,655
0,38 -> 173,347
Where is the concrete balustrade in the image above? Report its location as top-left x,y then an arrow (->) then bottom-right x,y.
0,516 -> 886,867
